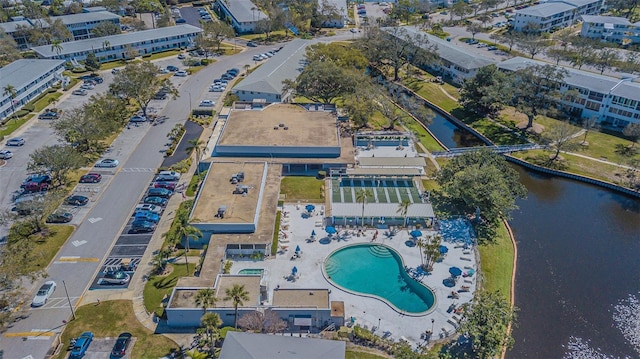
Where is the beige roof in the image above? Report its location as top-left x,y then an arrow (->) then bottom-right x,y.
272,289 -> 330,309
215,275 -> 262,308
217,104 -> 339,148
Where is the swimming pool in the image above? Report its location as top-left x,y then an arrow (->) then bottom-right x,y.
439,218 -> 476,245
324,244 -> 435,315
238,269 -> 264,275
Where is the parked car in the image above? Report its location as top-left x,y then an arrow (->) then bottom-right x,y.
135,204 -> 162,214
153,92 -> 168,100
70,332 -> 94,358
246,41 -> 257,47
221,73 -> 234,80
177,53 -> 186,60
153,181 -> 177,191
22,174 -> 51,192
144,196 -> 168,206
227,68 -> 240,76
0,150 -> 13,159
95,158 -> 119,168
32,280 -> 56,307
175,70 -> 188,77
199,99 -> 215,107
167,65 -> 179,72
156,174 -> 180,182
72,89 -> 88,96
6,137 -> 25,146
130,220 -> 156,233
79,173 -> 102,183
65,195 -> 89,206
209,85 -> 225,92
101,270 -> 130,285
129,115 -> 147,123
22,174 -> 51,188
111,333 -> 132,357
158,170 -> 181,179
111,68 -> 120,74
80,83 -> 95,90
253,54 -> 264,61
147,187 -> 172,198
175,18 -> 186,23
158,67 -> 170,74
46,212 -> 73,223
38,111 -> 59,120
135,211 -> 160,222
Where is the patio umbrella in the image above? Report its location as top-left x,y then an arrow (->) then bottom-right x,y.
439,245 -> 449,254
295,245 -> 301,253
449,266 -> 462,277
311,230 -> 316,237
292,266 -> 298,275
325,226 -> 337,235
410,230 -> 423,238
305,204 -> 315,212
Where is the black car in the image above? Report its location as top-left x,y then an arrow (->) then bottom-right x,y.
111,333 -> 132,357
166,65 -> 179,72
46,212 -> 73,223
65,195 -> 89,206
130,220 -> 156,233
38,111 -> 59,120
153,92 -> 167,100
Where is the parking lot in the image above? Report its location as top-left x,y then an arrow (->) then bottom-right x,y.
63,336 -> 135,359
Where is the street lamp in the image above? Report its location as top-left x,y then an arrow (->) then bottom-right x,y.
188,92 -> 192,114
431,318 -> 435,333
378,318 -> 381,329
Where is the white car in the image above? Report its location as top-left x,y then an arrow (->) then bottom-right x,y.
129,115 -> 147,123
158,170 -> 181,179
32,280 -> 56,307
253,54 -> 264,61
209,85 -> 225,92
95,158 -> 119,168
199,100 -> 215,107
174,70 -> 188,77
0,150 -> 13,159
135,204 -> 162,214
80,83 -> 95,90
158,68 -> 170,74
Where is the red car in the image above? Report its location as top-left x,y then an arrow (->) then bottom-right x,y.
153,181 -> 176,191
79,173 -> 102,183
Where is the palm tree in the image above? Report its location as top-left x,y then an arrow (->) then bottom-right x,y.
2,84 -> 17,122
102,40 -> 110,50
175,220 -> 202,268
396,199 -> 411,227
151,247 -> 172,274
355,188 -> 373,229
186,138 -> 206,163
195,288 -> 218,314
200,313 -> 222,356
225,284 -> 250,329
51,39 -> 63,57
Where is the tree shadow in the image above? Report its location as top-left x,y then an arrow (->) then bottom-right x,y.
614,143 -> 638,157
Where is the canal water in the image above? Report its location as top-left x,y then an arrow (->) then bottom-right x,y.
426,112 -> 484,149
425,113 -> 640,357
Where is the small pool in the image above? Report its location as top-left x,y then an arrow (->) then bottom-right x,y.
238,269 -> 264,275
324,244 -> 435,315
439,218 -> 476,245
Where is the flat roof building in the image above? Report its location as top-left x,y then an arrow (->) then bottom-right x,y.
498,57 -> 640,130
31,24 -> 201,62
214,104 -> 341,158
219,332 -> 346,359
0,59 -> 65,120
232,39 -> 311,103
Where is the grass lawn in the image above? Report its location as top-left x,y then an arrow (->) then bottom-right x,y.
99,60 -> 126,71
144,49 -> 182,61
29,225 -> 75,271
0,116 -> 31,137
33,92 -> 62,112
478,222 -> 514,301
54,300 -> 178,359
402,119 -> 445,152
143,263 -> 195,317
280,176 -> 325,202
470,118 -> 529,145
272,211 -> 281,256
346,349 -> 390,359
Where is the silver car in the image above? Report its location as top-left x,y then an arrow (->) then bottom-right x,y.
95,158 -> 119,168
32,281 -> 56,307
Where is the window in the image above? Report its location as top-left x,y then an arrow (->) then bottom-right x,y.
585,101 -> 600,111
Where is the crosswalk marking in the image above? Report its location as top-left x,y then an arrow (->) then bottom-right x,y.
120,168 -> 155,172
87,217 -> 103,223
72,240 -> 87,247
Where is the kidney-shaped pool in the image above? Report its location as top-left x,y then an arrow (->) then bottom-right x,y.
324,243 -> 435,315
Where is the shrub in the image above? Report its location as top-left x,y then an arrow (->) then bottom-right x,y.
201,59 -> 209,65
317,170 -> 327,179
22,103 -> 35,112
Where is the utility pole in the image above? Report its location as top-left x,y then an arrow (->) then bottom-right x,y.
63,281 -> 76,320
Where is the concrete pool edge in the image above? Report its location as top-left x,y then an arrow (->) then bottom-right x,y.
322,243 -> 438,318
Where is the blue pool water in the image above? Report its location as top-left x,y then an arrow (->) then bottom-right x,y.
439,218 -> 476,245
324,244 -> 435,314
238,269 -> 264,275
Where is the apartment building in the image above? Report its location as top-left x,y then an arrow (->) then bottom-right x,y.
0,11 -> 120,48
214,0 -> 267,33
581,15 -> 640,45
513,0 -> 603,32
498,57 -> 640,131
31,24 -> 202,62
0,59 -> 65,120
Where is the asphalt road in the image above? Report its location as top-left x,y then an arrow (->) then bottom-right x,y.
0,31 -> 357,359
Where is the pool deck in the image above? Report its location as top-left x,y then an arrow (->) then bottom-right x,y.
230,204 -> 478,347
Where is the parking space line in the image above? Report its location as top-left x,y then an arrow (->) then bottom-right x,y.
4,331 -> 55,338
55,256 -> 99,263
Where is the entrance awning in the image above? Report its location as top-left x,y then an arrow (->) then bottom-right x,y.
293,317 -> 312,326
